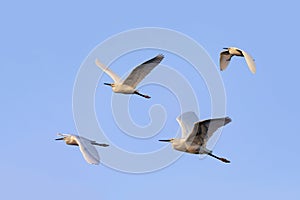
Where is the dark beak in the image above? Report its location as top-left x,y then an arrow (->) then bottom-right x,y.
104,83 -> 112,86
159,139 -> 171,142
55,137 -> 64,141
223,47 -> 228,50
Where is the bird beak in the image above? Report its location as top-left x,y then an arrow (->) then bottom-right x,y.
104,83 -> 112,86
159,139 -> 171,142
223,47 -> 228,50
55,137 -> 64,141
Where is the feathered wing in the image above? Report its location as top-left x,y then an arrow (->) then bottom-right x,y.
176,112 -> 199,138
241,50 -> 256,74
186,117 -> 232,147
220,51 -> 233,71
122,54 -> 164,88
74,136 -> 100,165
95,59 -> 121,83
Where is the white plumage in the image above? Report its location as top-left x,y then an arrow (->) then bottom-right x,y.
220,47 -> 256,74
55,133 -> 109,165
159,112 -> 232,163
95,54 -> 164,99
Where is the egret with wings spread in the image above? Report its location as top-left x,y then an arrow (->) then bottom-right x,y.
159,112 -> 232,163
95,54 -> 164,99
55,133 -> 109,165
220,47 -> 256,74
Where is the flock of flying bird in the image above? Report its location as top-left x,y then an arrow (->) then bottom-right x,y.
56,47 -> 256,165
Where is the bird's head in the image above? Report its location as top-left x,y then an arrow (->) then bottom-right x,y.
104,83 -> 115,87
159,138 -> 175,143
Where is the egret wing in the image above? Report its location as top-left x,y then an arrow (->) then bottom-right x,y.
242,50 -> 256,74
95,59 -> 121,83
74,136 -> 100,165
220,51 -> 232,71
186,117 -> 231,146
122,54 -> 164,88
176,111 -> 199,138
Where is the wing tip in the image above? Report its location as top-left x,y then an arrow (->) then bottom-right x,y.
157,54 -> 164,59
95,58 -> 108,69
95,58 -> 101,66
142,54 -> 164,65
225,117 -> 232,125
155,54 -> 164,62
250,66 -> 257,74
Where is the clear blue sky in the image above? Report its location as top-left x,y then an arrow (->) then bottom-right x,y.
1,0 -> 299,199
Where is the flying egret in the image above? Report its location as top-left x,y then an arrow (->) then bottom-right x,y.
159,112 -> 232,163
55,133 -> 109,165
220,47 -> 256,74
95,54 -> 164,99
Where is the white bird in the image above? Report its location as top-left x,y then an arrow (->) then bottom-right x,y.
220,47 -> 256,74
95,54 -> 164,99
55,133 -> 109,165
159,112 -> 232,163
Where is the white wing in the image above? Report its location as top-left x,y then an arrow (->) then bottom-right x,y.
122,54 -> 164,88
176,111 -> 199,138
95,59 -> 121,83
220,51 -> 232,71
74,136 -> 100,165
241,50 -> 256,74
186,117 -> 231,147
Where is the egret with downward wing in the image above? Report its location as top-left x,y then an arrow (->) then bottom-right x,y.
55,133 -> 109,165
95,54 -> 164,99
220,47 -> 256,74
159,112 -> 232,163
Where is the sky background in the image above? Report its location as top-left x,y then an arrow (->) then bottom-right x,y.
1,0 -> 300,199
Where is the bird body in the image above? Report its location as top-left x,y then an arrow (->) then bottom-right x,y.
111,84 -> 135,94
227,47 -> 243,56
159,112 -> 231,163
96,54 -> 164,98
62,135 -> 79,146
220,47 -> 256,74
55,133 -> 109,165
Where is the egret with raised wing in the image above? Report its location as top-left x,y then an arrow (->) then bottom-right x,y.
55,133 -> 109,165
159,112 -> 232,163
95,54 -> 164,99
220,47 -> 256,74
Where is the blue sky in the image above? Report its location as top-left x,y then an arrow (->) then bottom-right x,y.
1,0 -> 300,199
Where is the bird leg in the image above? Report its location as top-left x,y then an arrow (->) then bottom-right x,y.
207,152 -> 230,163
134,91 -> 151,99
91,142 -> 109,147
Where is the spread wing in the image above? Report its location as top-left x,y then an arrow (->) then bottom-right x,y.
176,111 -> 199,138
186,117 -> 231,147
74,136 -> 100,165
241,50 -> 256,74
95,59 -> 121,83
122,54 -> 164,88
220,51 -> 233,71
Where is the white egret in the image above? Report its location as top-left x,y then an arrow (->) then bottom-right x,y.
220,47 -> 256,74
159,112 -> 232,163
55,133 -> 109,165
95,54 -> 164,99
